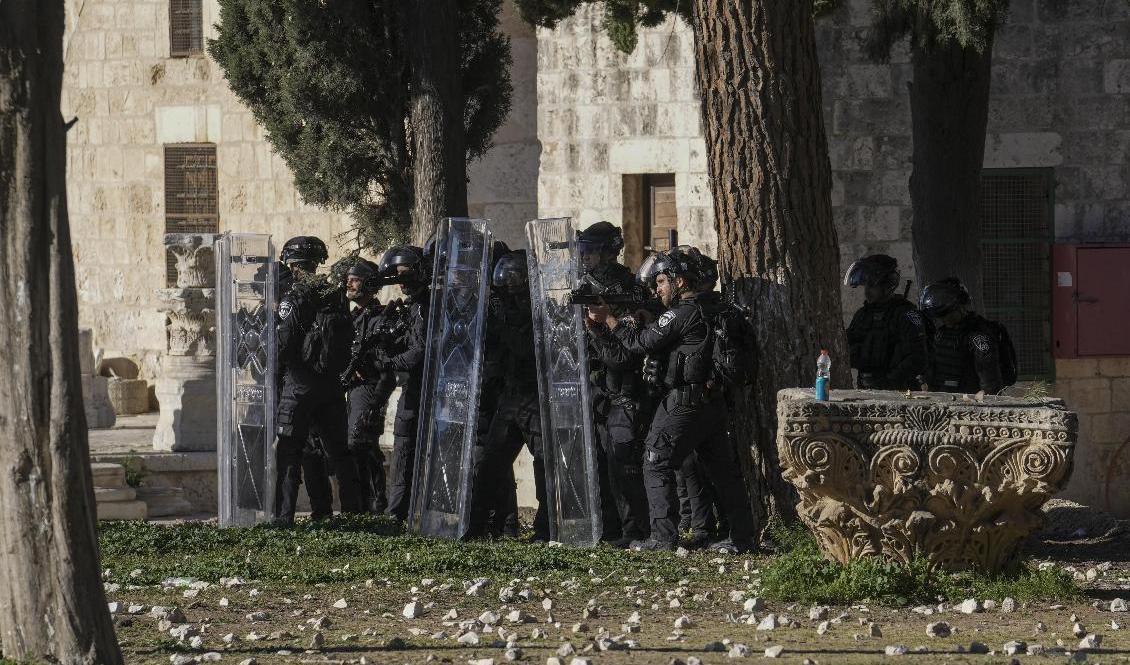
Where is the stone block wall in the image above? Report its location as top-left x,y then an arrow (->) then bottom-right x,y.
62,0 -> 538,375
535,7 -> 718,256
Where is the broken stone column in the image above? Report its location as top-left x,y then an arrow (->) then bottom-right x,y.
776,388 -> 1078,572
80,328 -> 116,428
153,234 -> 217,452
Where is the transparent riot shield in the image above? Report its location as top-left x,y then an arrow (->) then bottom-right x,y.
409,218 -> 494,539
215,233 -> 277,527
525,218 -> 602,546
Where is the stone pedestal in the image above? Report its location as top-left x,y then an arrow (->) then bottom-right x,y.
776,388 -> 1077,572
79,327 -> 116,428
153,356 -> 217,451
91,462 -> 147,521
152,234 -> 217,452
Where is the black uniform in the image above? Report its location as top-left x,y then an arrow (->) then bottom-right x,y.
345,299 -> 400,514
585,263 -> 652,542
275,284 -> 363,522
846,295 -> 928,390
930,313 -> 1004,394
468,289 -> 547,539
610,295 -> 756,546
384,290 -> 429,521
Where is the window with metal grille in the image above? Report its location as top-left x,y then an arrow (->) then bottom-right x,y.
169,0 -> 203,57
164,144 -> 218,285
979,168 -> 1054,380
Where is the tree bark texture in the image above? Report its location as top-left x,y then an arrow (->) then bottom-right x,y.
0,1 -> 123,662
689,0 -> 849,530
908,38 -> 994,305
408,0 -> 469,244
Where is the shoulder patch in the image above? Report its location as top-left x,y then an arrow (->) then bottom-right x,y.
970,333 -> 992,354
906,310 -> 924,328
658,311 -> 676,328
279,300 -> 294,320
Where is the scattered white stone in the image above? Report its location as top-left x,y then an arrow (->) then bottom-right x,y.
107,602 -> 122,614
1002,597 -> 1016,613
911,606 -> 933,615
1078,634 -> 1103,649
727,643 -> 751,658
884,645 -> 908,656
458,631 -> 480,645
1073,622 -> 1087,638
764,645 -> 784,658
1111,598 -> 1128,612
218,597 -> 229,607
1035,621 -> 1048,633
237,660 -> 256,665
1111,620 -> 1121,630
1027,644 -> 1046,656
504,648 -> 523,661
531,627 -> 547,639
309,631 -> 324,649
508,610 -> 534,624
556,642 -> 576,657
245,611 -> 268,622
568,659 -> 592,665
188,636 -> 203,649
313,616 -> 330,629
959,599 -> 981,614
402,601 -> 423,619
674,615 -> 693,629
499,586 -> 516,602
546,659 -> 564,665
808,606 -> 828,621
466,578 -> 488,596
926,622 -> 951,638
816,621 -> 830,635
332,598 -> 348,609
627,611 -> 641,624
480,610 -> 500,625
743,597 -> 765,612
756,614 -> 778,631
669,598 -> 682,608
170,656 -> 194,665
469,659 -> 495,665
542,598 -> 554,611
571,622 -> 588,634
1003,640 -> 1027,655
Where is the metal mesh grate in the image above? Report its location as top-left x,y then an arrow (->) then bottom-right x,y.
165,144 -> 218,284
979,168 -> 1053,380
169,0 -> 203,57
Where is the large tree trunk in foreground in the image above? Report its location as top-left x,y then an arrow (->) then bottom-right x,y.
690,0 -> 850,531
0,1 -> 123,662
908,37 -> 994,305
408,0 -> 469,243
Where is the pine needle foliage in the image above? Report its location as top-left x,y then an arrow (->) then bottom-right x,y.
864,0 -> 1011,61
209,0 -> 512,251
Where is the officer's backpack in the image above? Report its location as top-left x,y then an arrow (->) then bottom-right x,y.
985,319 -> 1019,387
301,291 -> 354,376
708,304 -> 756,388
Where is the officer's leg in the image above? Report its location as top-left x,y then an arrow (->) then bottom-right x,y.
302,430 -> 333,519
385,390 -> 419,521
604,404 -> 650,542
522,398 -> 549,542
313,393 -> 364,514
595,442 -> 622,542
640,397 -> 696,546
274,386 -> 310,524
694,401 -> 757,546
677,452 -> 715,547
347,384 -> 388,514
468,397 -> 521,538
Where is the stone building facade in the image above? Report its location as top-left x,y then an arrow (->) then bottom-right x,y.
65,0 -> 1129,514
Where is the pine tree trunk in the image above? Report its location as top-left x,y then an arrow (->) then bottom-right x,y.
689,0 -> 849,530
407,0 -> 469,243
908,38 -> 994,304
0,2 -> 123,662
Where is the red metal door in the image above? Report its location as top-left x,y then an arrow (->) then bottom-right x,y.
1076,247 -> 1130,356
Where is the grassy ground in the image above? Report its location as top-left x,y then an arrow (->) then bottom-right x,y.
100,517 -> 1130,665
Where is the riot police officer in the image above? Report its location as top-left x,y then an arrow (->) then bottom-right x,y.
587,247 -> 757,553
578,221 -> 652,547
376,245 -> 430,522
274,236 -> 363,523
342,258 -> 400,514
844,255 -> 928,390
921,277 -> 1005,395
467,249 -> 548,540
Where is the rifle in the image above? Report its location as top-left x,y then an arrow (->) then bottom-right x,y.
568,273 -> 652,308
339,300 -> 407,390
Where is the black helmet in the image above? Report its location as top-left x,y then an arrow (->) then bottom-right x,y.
577,221 -> 624,255
672,244 -> 718,291
380,245 -> 426,284
844,254 -> 900,293
347,257 -> 382,292
280,236 -> 329,268
636,248 -> 699,290
492,250 -> 528,291
920,277 -> 971,319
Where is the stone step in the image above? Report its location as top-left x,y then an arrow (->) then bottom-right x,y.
95,486 -> 137,502
96,500 -> 147,521
135,486 -> 195,518
91,462 -> 126,489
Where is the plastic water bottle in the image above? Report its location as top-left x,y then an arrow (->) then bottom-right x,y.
815,350 -> 831,401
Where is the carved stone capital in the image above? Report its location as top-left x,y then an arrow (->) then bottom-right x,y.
165,233 -> 218,288
776,388 -> 1077,572
156,287 -> 215,357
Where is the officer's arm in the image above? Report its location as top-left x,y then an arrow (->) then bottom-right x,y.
845,309 -> 866,369
589,326 -> 636,370
386,308 -> 427,371
969,331 -> 1004,394
887,310 -> 929,388
612,310 -> 680,354
276,296 -> 304,361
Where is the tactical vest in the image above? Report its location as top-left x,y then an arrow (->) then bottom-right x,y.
931,315 -> 990,394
